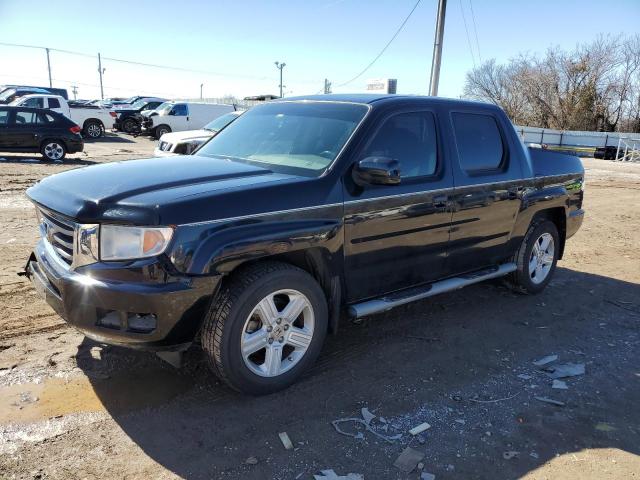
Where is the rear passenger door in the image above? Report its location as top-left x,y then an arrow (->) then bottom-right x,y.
8,110 -> 46,149
446,109 -> 524,274
343,109 -> 454,302
0,109 -> 10,148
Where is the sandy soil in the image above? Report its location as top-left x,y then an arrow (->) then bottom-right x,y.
0,139 -> 638,479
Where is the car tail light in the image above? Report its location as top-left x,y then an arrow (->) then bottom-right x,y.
70,125 -> 82,134
109,111 -> 117,118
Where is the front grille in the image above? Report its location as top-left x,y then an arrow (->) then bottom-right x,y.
39,207 -> 76,267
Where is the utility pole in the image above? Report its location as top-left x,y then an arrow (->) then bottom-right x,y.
71,85 -> 78,100
428,0 -> 447,96
323,78 -> 332,94
97,53 -> 105,100
200,83 -> 204,100
274,61 -> 286,98
45,48 -> 52,87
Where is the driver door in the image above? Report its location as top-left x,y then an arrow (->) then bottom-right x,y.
343,109 -> 454,302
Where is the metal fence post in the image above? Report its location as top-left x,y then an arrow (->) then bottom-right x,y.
540,130 -> 544,144
559,132 -> 563,146
616,138 -> 622,161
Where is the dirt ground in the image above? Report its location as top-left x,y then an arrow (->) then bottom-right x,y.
0,135 -> 638,480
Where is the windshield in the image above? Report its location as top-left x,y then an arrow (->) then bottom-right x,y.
203,112 -> 240,132
155,102 -> 173,115
124,96 -> 138,103
197,102 -> 368,176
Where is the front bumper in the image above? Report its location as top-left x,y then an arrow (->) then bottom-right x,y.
24,238 -> 220,351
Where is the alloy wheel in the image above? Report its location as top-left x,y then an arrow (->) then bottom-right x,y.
44,142 -> 64,160
240,289 -> 314,377
529,232 -> 555,284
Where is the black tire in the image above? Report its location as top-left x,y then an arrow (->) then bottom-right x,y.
155,125 -> 171,140
122,118 -> 139,134
83,120 -> 104,138
201,261 -> 328,395
507,219 -> 559,294
40,140 -> 67,161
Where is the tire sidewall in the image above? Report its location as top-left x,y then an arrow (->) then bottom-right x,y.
218,268 -> 328,394
518,220 -> 559,293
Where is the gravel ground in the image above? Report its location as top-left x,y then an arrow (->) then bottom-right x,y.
0,135 -> 638,479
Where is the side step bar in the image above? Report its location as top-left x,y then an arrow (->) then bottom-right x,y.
348,263 -> 517,319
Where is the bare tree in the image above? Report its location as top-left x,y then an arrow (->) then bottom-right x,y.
464,34 -> 640,132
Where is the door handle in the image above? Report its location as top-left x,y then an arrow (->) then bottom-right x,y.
433,194 -> 449,208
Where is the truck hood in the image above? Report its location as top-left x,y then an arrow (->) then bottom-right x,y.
26,155 -> 297,225
160,129 -> 213,143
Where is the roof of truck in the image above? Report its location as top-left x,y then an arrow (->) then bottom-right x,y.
280,93 -> 493,109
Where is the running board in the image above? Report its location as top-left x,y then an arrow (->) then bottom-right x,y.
348,263 -> 517,319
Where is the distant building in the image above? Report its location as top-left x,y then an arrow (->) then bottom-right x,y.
366,79 -> 397,94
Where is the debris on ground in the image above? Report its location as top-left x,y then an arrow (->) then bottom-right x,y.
360,407 -> 375,425
421,472 -> 436,480
552,379 -> 568,389
331,409 -> 402,443
393,447 -> 425,473
503,451 -> 519,460
533,354 -> 558,366
278,432 -> 293,450
545,363 -> 585,379
409,422 -> 431,436
313,469 -> 363,480
534,396 -> 566,407
517,374 -> 533,380
595,422 -> 617,432
244,456 -> 258,465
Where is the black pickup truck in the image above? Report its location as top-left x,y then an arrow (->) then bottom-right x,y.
23,94 -> 584,395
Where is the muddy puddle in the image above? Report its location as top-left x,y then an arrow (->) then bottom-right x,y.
0,368 -> 194,425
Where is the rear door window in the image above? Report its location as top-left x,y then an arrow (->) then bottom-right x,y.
0,110 -> 8,125
48,98 -> 61,109
452,112 -> 505,173
14,111 -> 48,125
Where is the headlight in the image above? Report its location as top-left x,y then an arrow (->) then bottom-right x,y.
100,225 -> 174,261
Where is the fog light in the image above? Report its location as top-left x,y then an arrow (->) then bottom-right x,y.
127,313 -> 157,333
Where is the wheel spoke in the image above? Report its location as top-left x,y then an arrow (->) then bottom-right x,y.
263,345 -> 283,376
280,294 -> 306,323
542,253 -> 554,265
286,327 -> 312,350
529,256 -> 538,276
242,329 -> 268,357
255,295 -> 279,326
540,234 -> 551,251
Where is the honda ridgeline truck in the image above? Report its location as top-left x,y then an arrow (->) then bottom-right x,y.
23,95 -> 585,395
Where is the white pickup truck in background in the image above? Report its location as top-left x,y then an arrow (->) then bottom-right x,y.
9,94 -> 117,138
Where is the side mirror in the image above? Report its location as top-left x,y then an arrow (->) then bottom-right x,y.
352,157 -> 401,186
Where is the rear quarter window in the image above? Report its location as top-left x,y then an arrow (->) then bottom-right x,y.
452,112 -> 505,173
48,98 -> 61,109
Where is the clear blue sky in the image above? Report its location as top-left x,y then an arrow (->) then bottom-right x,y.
1,0 -> 639,100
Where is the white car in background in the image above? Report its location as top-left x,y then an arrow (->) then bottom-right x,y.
142,102 -> 236,139
154,110 -> 243,156
9,94 -> 116,138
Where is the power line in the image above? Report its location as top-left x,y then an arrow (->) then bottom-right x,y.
335,0 -> 422,88
468,0 -> 482,63
458,0 -> 476,68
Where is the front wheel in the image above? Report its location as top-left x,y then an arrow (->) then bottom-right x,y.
155,125 -> 171,140
508,219 -> 559,294
201,261 -> 328,395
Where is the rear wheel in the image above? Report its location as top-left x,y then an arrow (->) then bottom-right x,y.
201,261 -> 328,395
83,120 -> 104,138
508,219 -> 559,294
40,141 -> 66,161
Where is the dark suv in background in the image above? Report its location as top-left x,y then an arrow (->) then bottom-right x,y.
0,106 -> 83,161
